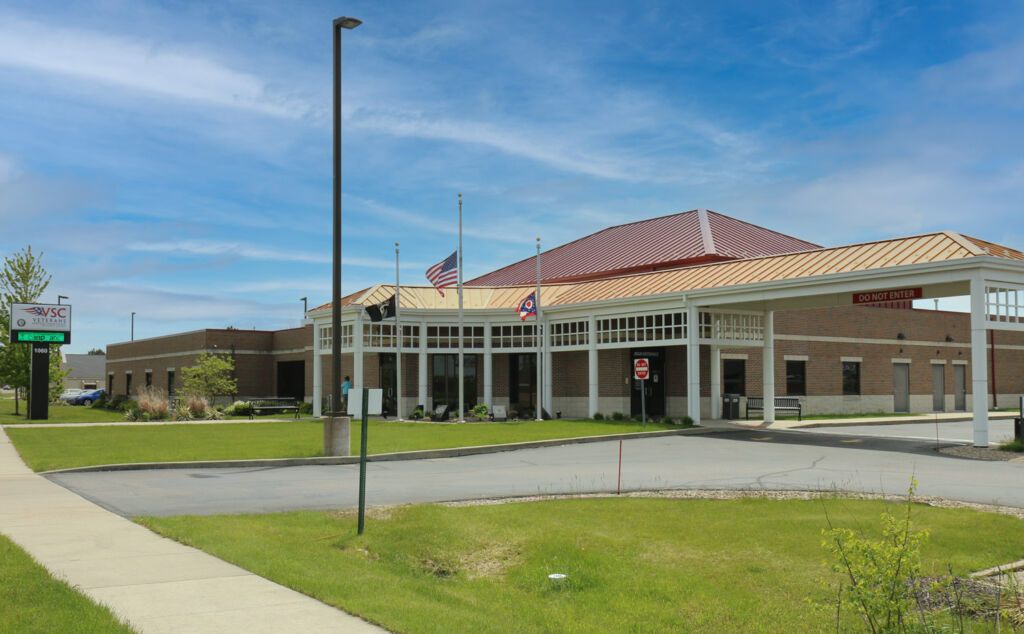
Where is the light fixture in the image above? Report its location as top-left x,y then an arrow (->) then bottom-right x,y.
945,335 -> 954,342
897,332 -> 906,340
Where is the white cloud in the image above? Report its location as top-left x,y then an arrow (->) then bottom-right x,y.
125,240 -> 329,263
0,14 -> 309,118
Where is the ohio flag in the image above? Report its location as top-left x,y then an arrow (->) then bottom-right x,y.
517,292 -> 537,321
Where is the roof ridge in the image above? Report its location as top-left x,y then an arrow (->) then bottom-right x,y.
697,208 -> 716,256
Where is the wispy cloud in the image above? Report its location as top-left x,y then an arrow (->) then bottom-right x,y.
0,14 -> 309,118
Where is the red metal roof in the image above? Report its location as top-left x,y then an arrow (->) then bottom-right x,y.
465,209 -> 820,286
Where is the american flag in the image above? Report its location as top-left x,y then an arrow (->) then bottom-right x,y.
426,250 -> 458,296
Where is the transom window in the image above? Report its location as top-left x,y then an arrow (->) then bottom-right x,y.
427,326 -> 484,349
596,312 -> 684,345
491,324 -> 537,348
550,320 -> 588,347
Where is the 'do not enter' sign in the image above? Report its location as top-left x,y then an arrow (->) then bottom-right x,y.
634,358 -> 650,380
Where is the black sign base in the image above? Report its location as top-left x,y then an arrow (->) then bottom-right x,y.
29,342 -> 49,420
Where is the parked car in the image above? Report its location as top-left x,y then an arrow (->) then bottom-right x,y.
70,388 -> 105,406
59,389 -> 88,403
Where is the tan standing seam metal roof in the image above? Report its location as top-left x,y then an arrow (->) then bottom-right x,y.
309,232 -> 1024,314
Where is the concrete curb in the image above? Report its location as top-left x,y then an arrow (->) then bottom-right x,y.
42,426 -> 714,475
772,411 -> 1020,430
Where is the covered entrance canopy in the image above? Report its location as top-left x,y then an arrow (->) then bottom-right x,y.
312,228 -> 1024,447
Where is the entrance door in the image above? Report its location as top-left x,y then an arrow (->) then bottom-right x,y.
510,354 -> 537,418
431,354 -> 477,413
380,353 -> 396,416
276,361 -> 305,402
893,363 -> 910,413
631,348 -> 665,418
954,365 -> 966,411
932,364 -> 945,412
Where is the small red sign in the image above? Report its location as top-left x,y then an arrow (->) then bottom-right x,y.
634,358 -> 650,380
852,287 -> 923,304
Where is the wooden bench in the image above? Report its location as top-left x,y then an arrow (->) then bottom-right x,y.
746,397 -> 801,421
249,397 -> 300,419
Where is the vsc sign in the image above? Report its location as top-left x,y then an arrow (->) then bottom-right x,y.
9,303 -> 72,344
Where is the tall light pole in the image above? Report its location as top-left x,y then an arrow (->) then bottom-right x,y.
332,15 -> 361,418
300,296 -> 308,314
131,312 -> 136,341
57,295 -> 68,305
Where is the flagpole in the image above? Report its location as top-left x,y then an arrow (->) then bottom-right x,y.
457,194 -> 465,422
535,237 -> 542,421
395,242 -> 402,420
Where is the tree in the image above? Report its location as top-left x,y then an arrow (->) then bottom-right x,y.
87,348 -> 105,355
0,246 -> 64,415
181,352 -> 237,402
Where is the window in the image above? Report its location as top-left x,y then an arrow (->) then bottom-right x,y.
431,354 -> 477,410
125,373 -> 132,397
145,371 -> 152,388
723,359 -> 745,396
168,370 -> 176,395
785,361 -> 806,396
842,362 -> 861,395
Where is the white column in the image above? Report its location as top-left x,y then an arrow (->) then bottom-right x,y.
763,310 -> 775,424
313,331 -> 323,417
354,311 -> 364,391
484,320 -> 493,409
686,302 -> 701,424
418,320 -> 428,410
588,315 -> 598,418
710,345 -> 721,419
970,275 -> 989,447
543,327 -> 553,416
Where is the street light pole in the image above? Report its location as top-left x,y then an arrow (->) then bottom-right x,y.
57,295 -> 68,305
332,16 -> 361,418
300,296 -> 308,314
131,312 -> 135,341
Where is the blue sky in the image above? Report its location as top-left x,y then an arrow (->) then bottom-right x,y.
1,1 -> 1022,353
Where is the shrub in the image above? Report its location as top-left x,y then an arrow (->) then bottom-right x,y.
593,412 -> 603,420
136,386 -> 169,420
1000,440 -> 1024,452
471,404 -> 490,421
679,415 -> 695,428
611,412 -> 624,421
120,399 -> 140,414
106,395 -> 128,411
410,408 -> 425,420
226,401 -> 253,417
822,478 -> 929,631
186,395 -> 209,418
174,407 -> 194,422
660,416 -> 674,426
298,401 -> 313,415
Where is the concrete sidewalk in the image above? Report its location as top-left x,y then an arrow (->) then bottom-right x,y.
0,426 -> 385,634
733,410 -> 1020,430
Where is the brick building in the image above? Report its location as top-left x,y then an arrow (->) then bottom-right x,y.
108,210 -> 1024,446
105,325 -> 312,403
308,209 -> 1024,446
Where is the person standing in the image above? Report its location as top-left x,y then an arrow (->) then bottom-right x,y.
341,376 -> 351,412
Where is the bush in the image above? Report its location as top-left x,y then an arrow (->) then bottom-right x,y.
226,401 -> 253,417
410,408 -> 425,420
471,404 -> 490,421
105,395 -> 128,411
999,440 -> 1024,452
611,412 -> 624,421
679,415 -> 695,428
185,395 -> 209,418
660,416 -> 674,426
174,407 -> 194,422
136,386 -> 169,420
298,401 -> 313,415
593,412 -> 603,420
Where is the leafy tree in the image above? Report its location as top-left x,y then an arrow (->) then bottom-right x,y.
87,348 -> 105,355
0,246 -> 65,415
181,352 -> 237,402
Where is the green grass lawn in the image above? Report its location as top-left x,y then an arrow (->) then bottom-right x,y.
0,396 -> 125,425
138,496 -> 1024,632
6,418 -> 678,472
0,534 -> 136,633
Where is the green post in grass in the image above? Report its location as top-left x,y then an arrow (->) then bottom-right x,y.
358,387 -> 369,535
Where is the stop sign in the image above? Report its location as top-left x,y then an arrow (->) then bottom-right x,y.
634,358 -> 649,380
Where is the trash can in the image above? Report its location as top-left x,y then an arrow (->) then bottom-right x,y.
722,394 -> 740,420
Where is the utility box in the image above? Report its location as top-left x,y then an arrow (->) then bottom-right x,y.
722,394 -> 741,420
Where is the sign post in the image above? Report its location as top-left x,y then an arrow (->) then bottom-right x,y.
9,303 -> 71,421
634,358 -> 649,429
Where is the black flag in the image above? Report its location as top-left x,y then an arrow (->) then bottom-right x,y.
365,295 -> 396,322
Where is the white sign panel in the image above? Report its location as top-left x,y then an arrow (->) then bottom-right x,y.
347,388 -> 383,416
9,303 -> 72,344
